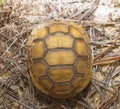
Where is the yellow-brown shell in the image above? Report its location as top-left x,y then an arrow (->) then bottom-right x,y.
27,21 -> 92,99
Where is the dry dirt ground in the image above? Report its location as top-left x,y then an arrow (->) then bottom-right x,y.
0,0 -> 120,109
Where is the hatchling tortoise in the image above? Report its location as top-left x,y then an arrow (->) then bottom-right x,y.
27,21 -> 92,99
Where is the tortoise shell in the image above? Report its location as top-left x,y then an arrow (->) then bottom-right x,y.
27,21 -> 92,99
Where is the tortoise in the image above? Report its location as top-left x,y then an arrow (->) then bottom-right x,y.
27,21 -> 92,99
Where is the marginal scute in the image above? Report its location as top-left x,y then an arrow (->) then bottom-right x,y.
72,74 -> 82,88
39,78 -> 53,90
70,27 -> 83,38
32,62 -> 47,77
37,28 -> 48,39
49,23 -> 68,33
53,84 -> 73,94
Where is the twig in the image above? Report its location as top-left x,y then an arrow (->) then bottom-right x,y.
90,27 -> 95,59
81,20 -> 120,26
94,44 -> 116,61
93,56 -> 120,66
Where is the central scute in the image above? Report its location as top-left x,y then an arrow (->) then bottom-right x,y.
45,33 -> 74,49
